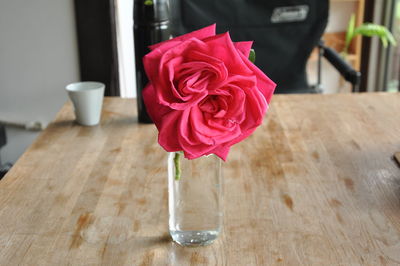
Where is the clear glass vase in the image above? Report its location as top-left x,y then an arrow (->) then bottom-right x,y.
168,152 -> 223,246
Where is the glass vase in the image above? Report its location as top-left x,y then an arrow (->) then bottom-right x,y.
167,152 -> 223,246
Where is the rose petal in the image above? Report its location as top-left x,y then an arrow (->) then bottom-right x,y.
234,41 -> 253,58
203,32 -> 253,76
209,145 -> 230,161
142,83 -> 170,126
236,51 -> 276,104
157,110 -> 183,151
190,106 -> 242,143
144,38 -> 209,108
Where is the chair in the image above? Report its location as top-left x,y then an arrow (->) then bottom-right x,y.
169,0 -> 361,93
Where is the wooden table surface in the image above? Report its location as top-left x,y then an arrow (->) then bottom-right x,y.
1,93 -> 400,265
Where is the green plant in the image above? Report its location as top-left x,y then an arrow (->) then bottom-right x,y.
344,14 -> 397,55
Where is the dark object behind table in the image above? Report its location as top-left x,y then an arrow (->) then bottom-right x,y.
74,0 -> 119,96
0,125 -> 12,180
0,125 -> 5,149
169,0 -> 329,93
134,0 -> 171,123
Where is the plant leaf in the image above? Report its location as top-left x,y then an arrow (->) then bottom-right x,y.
249,49 -> 256,63
353,23 -> 397,47
397,1 -> 400,20
385,28 -> 397,46
346,14 -> 356,50
381,36 -> 388,48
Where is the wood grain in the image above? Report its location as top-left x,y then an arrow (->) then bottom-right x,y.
0,93 -> 400,265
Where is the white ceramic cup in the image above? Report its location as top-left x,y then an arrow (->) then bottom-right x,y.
66,82 -> 105,126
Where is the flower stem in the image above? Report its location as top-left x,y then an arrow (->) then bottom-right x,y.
174,152 -> 182,180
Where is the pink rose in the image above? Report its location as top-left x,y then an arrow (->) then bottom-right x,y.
143,24 -> 276,161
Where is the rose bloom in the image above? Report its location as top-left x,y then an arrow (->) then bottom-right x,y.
143,24 -> 276,161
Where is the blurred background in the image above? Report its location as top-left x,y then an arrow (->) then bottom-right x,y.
0,1 -> 79,170
0,0 -> 399,174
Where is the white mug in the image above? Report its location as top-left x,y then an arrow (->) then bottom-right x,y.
66,82 -> 105,126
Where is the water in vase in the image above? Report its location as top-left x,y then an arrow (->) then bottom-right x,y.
168,152 -> 223,246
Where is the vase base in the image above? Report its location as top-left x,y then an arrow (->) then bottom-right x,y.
170,230 -> 219,246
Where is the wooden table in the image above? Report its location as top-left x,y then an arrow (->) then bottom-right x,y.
1,93 -> 399,265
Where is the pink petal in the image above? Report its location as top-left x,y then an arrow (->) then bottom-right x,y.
237,51 -> 276,104
157,110 -> 182,151
210,145 -> 230,161
203,32 -> 253,76
234,41 -> 253,58
142,83 -> 171,126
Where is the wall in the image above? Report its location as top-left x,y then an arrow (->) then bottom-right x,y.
0,0 -> 79,163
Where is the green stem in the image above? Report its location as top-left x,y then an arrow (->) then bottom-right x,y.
174,152 -> 182,180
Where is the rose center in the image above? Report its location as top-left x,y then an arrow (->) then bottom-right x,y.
199,95 -> 230,118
